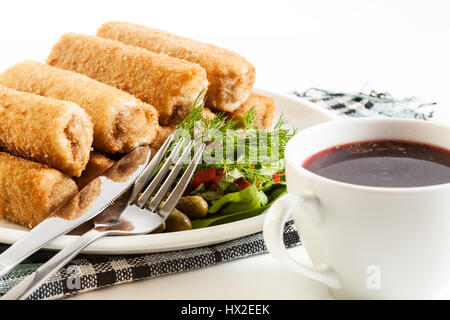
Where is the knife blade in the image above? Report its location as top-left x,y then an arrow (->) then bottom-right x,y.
0,146 -> 151,278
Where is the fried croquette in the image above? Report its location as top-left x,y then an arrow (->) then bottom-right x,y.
0,152 -> 78,228
97,21 -> 255,112
227,92 -> 275,129
47,33 -> 208,126
0,85 -> 93,177
74,152 -> 115,189
150,126 -> 175,150
0,61 -> 159,153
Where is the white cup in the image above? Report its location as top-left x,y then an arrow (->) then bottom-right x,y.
263,117 -> 450,299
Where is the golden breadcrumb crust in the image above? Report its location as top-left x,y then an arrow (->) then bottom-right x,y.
0,85 -> 93,177
0,152 -> 78,228
226,93 -> 275,129
74,152 -> 115,189
150,126 -> 175,150
47,33 -> 208,126
0,61 -> 159,153
141,102 -> 160,145
202,107 -> 216,120
97,21 -> 255,112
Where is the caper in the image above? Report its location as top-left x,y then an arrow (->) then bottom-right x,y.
151,221 -> 166,234
165,208 -> 192,232
176,196 -> 208,219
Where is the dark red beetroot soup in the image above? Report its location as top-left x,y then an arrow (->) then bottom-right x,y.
302,140 -> 450,188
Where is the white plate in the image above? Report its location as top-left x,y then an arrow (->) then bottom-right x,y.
0,89 -> 337,254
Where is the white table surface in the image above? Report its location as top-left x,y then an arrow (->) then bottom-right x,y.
0,0 -> 449,300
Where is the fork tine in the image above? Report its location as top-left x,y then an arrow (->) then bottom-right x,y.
129,134 -> 175,204
158,143 -> 205,218
135,137 -> 185,208
147,141 -> 194,212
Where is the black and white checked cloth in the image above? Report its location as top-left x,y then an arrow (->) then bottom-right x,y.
0,222 -> 300,300
293,87 -> 436,120
0,88 -> 437,300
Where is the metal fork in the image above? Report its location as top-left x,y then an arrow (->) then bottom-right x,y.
2,137 -> 205,300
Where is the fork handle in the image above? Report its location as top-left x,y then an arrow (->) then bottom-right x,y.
1,229 -> 107,300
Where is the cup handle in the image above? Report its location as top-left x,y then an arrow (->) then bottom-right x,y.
263,193 -> 341,289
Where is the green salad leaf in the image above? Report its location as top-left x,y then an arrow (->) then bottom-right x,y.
208,185 -> 261,214
216,168 -> 243,193
191,185 -> 287,228
157,93 -> 296,229
257,190 -> 269,206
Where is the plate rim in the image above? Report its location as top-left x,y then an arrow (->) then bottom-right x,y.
0,89 -> 336,254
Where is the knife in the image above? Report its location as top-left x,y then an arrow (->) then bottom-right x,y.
0,189 -> 133,300
0,146 -> 151,279
2,135 -> 179,300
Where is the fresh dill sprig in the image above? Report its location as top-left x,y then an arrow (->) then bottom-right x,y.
242,106 -> 257,129
168,93 -> 296,181
203,110 -> 239,135
175,91 -> 205,133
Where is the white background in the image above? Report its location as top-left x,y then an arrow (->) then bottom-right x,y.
1,0 -> 449,299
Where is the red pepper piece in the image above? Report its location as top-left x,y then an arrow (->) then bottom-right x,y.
183,185 -> 193,196
191,167 -> 216,189
211,169 -> 226,191
273,172 -> 286,183
234,178 -> 252,190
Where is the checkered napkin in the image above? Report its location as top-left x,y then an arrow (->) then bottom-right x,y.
293,87 -> 436,120
0,88 -> 437,300
0,222 -> 300,300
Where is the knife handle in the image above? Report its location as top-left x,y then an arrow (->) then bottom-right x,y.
1,229 -> 106,300
0,220 -> 79,279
